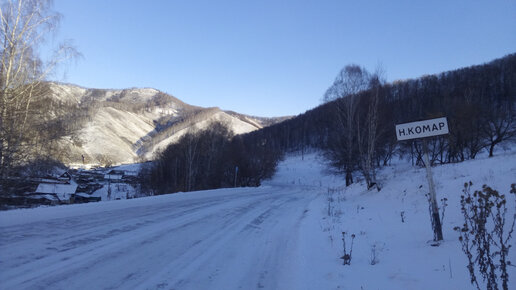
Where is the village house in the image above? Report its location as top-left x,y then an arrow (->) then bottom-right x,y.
104,170 -> 124,180
35,172 -> 78,204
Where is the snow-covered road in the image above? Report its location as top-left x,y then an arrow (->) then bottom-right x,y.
2,152 -> 515,290
0,185 -> 321,289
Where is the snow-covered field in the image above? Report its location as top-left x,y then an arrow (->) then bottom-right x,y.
1,151 -> 515,289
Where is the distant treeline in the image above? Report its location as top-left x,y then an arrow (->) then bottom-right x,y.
248,53 -> 516,187
145,122 -> 281,194
148,53 -> 516,194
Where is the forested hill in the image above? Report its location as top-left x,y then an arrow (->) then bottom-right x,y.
245,53 -> 515,162
10,83 -> 289,167
144,53 -> 516,195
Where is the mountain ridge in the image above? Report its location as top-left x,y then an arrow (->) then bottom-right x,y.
44,82 -> 289,167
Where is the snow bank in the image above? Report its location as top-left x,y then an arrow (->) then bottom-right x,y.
265,150 -> 516,289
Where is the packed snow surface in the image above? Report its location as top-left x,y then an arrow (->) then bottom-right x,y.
1,151 -> 515,289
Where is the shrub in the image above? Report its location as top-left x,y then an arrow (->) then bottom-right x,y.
454,182 -> 516,290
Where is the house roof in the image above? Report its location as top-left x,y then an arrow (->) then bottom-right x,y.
35,183 -> 77,195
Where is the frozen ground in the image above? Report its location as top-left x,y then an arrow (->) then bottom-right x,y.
1,151 -> 515,289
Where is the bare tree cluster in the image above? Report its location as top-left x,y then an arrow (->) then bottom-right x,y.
323,65 -> 370,186
0,0 -> 76,178
323,65 -> 390,189
146,121 -> 282,195
239,54 -> 515,191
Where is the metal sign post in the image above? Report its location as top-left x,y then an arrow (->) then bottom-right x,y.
234,166 -> 239,188
422,139 -> 443,241
396,117 -> 449,242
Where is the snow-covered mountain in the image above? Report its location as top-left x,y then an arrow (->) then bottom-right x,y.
45,83 -> 287,166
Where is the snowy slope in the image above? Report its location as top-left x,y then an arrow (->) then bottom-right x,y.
1,151 -> 515,289
146,110 -> 262,159
267,151 -> 516,290
78,107 -> 155,164
46,83 -> 280,166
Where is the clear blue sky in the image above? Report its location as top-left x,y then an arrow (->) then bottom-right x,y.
48,0 -> 516,117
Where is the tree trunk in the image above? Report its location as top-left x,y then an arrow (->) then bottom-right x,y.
345,170 -> 353,186
489,142 -> 495,157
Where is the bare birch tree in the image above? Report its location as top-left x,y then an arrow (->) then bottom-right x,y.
183,130 -> 199,192
356,68 -> 385,190
323,64 -> 370,186
0,0 -> 76,177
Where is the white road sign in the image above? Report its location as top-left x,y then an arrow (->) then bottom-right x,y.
395,117 -> 449,141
